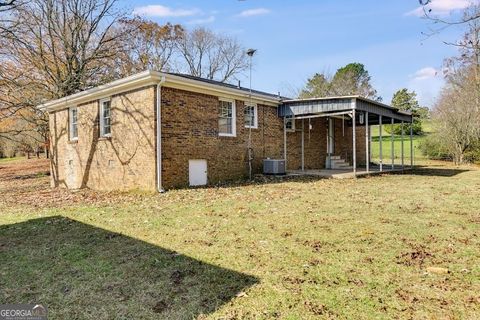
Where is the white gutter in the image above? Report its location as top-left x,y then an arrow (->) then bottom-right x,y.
156,76 -> 166,193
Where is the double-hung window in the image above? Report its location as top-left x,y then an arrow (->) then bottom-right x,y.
69,107 -> 78,141
99,98 -> 111,137
218,99 -> 236,137
244,103 -> 258,129
285,118 -> 295,132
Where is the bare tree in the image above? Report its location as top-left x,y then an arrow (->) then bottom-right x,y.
1,0 -> 128,97
418,0 -> 480,36
0,0 -> 21,36
0,0 -> 16,7
176,27 -> 249,83
0,0 -> 128,156
115,17 -> 184,76
433,66 -> 480,163
427,12 -> 480,164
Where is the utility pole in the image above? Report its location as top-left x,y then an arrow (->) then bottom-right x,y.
247,48 -> 256,180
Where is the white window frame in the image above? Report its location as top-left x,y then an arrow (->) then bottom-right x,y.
286,118 -> 296,132
99,98 -> 112,138
244,103 -> 258,129
69,106 -> 78,141
218,98 -> 236,137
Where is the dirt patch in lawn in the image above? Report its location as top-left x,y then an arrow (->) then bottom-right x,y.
0,158 -> 139,208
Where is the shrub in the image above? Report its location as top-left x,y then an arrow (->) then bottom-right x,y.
419,134 -> 452,161
464,142 -> 480,164
385,119 -> 423,136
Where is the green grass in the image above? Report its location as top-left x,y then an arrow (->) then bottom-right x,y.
0,156 -> 24,163
1,160 -> 479,319
370,122 -> 432,164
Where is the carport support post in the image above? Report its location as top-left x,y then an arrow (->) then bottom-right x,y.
369,126 -> 372,164
301,119 -> 305,171
283,117 -> 287,168
401,121 -> 405,170
410,124 -> 414,169
391,118 -> 395,169
352,109 -> 357,176
379,115 -> 383,172
365,112 -> 369,173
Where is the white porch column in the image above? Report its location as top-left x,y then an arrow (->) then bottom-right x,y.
401,121 -> 405,170
391,118 -> 395,169
301,119 -> 305,171
369,126 -> 372,164
410,124 -> 414,168
284,117 -> 287,169
379,115 -> 383,172
352,110 -> 357,176
365,112 -> 369,173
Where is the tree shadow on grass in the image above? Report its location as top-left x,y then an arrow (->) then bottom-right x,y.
407,166 -> 470,177
0,216 -> 258,319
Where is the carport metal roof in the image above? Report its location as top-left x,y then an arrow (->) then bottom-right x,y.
278,96 -> 413,124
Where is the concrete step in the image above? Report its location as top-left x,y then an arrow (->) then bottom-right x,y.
332,162 -> 351,167
328,156 -> 352,170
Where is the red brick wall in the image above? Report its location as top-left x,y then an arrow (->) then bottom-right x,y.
49,83 -> 368,191
286,118 -> 327,170
160,87 -> 284,188
49,86 -> 157,191
286,117 -> 366,170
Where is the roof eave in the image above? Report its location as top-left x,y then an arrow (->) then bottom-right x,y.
37,71 -> 162,112
37,71 -> 283,112
163,73 -> 282,105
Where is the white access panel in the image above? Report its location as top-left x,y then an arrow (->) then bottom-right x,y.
189,160 -> 208,186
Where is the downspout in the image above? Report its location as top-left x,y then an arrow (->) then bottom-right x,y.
156,76 -> 166,193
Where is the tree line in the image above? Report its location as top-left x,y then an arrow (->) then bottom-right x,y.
0,0 -> 250,158
419,3 -> 480,164
300,1 -> 480,164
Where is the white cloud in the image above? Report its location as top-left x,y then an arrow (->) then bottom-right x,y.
412,67 -> 438,81
406,0 -> 474,17
133,5 -> 200,18
408,67 -> 444,107
187,16 -> 216,25
237,8 -> 271,18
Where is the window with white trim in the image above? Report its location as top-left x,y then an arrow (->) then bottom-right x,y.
69,107 -> 78,141
244,103 -> 258,129
218,99 -> 236,136
285,118 -> 295,132
99,98 -> 111,137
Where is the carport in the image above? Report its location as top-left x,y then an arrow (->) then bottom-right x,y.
278,96 -> 414,176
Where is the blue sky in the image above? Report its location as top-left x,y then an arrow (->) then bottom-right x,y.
121,0 -> 473,107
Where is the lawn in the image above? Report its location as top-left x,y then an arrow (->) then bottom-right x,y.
0,158 -> 479,319
370,123 -> 431,164
0,156 -> 25,163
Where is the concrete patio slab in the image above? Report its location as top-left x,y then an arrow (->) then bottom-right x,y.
287,166 -> 411,179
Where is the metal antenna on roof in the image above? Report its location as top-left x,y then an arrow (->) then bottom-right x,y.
247,48 -> 256,180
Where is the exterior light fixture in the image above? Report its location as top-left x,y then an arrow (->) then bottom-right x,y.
359,112 -> 365,125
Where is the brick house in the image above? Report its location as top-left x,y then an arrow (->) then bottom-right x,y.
38,71 -> 412,191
